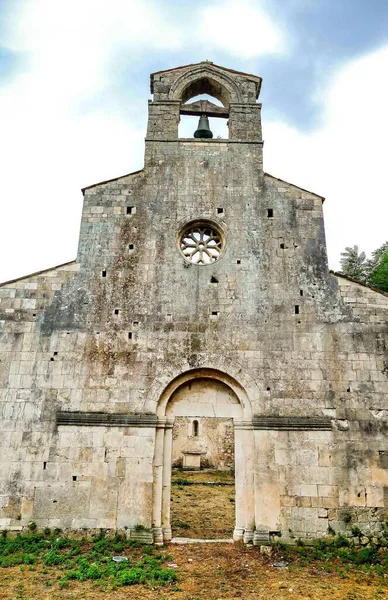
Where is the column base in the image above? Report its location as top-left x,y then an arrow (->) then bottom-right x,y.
162,526 -> 172,542
153,527 -> 163,545
243,529 -> 254,544
253,530 -> 270,545
233,526 -> 244,542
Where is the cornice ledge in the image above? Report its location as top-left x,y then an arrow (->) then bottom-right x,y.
57,411 -> 157,428
252,416 -> 332,431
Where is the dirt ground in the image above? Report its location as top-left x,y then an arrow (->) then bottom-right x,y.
1,472 -> 387,599
171,469 -> 235,539
0,543 -> 387,600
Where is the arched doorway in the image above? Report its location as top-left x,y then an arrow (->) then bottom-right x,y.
152,368 -> 254,544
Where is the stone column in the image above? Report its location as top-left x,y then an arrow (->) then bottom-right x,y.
243,426 -> 255,544
233,423 -> 246,541
253,430 -> 277,545
161,420 -> 174,541
152,421 -> 165,545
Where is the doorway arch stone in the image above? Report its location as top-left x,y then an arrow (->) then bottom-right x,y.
152,368 -> 254,544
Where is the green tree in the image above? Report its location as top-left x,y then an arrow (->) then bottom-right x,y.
340,245 -> 367,283
367,242 -> 388,293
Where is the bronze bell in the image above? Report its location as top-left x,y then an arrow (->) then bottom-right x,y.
193,114 -> 213,139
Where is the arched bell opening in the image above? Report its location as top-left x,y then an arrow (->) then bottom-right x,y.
177,77 -> 231,140
152,368 -> 255,545
178,93 -> 229,140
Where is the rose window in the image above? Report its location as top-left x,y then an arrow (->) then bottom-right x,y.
179,223 -> 224,264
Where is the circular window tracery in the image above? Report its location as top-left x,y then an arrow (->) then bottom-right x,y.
179,222 -> 224,265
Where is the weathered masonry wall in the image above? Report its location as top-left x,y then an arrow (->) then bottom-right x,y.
0,61 -> 388,543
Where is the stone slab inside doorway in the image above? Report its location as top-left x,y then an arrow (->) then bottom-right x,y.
171,537 -> 234,544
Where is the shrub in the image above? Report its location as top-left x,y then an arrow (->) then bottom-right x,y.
342,511 -> 352,525
118,567 -> 147,585
44,551 -> 66,566
351,526 -> 362,537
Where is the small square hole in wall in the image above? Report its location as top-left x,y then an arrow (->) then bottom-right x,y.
72,475 -> 77,482
114,309 -> 120,315
295,305 -> 300,315
237,259 -> 241,265
300,290 -> 304,296
347,387 -> 351,393
126,206 -> 135,215
128,332 -> 133,340
210,276 -> 218,284
267,208 -> 273,218
102,270 -> 107,278
54,352 -> 58,356
266,387 -> 271,391
128,244 -> 134,250
217,207 -> 224,215
280,243 -> 285,249
50,357 -> 54,362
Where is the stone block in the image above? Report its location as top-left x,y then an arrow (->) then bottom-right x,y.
318,485 -> 338,498
301,484 -> 318,497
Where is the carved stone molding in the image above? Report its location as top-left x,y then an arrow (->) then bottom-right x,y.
56,412 -> 157,428
252,416 -> 332,431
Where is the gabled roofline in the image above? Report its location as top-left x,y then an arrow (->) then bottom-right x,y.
81,169 -> 144,195
150,61 -> 262,98
331,271 -> 388,299
0,260 -> 77,287
264,172 -> 325,202
151,61 -> 262,82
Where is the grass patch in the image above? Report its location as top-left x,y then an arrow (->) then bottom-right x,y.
171,469 -> 235,539
173,478 -> 194,486
0,531 -> 177,590
275,535 -> 388,571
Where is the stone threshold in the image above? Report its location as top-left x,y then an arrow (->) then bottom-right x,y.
171,537 -> 234,544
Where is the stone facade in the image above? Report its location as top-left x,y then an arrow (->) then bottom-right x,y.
1,61 -> 388,544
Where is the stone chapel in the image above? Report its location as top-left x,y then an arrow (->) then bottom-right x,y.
1,62 -> 388,545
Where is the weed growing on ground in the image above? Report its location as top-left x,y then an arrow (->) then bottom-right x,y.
0,530 -> 177,590
275,535 -> 388,573
173,478 -> 194,486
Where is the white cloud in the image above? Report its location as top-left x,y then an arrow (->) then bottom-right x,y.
199,0 -> 285,58
0,1 -> 387,282
0,0 -> 181,282
264,46 -> 388,269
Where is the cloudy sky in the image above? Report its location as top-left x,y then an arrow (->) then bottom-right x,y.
1,0 -> 388,282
